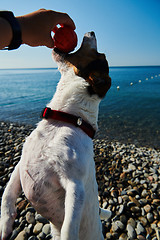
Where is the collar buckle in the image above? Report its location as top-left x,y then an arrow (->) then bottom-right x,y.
41,107 -> 52,119
77,117 -> 83,126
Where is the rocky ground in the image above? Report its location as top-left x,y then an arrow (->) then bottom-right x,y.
0,121 -> 160,240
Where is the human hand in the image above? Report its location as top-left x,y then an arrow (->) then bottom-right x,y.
17,9 -> 76,48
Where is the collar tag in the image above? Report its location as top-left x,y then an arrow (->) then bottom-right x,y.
77,117 -> 83,126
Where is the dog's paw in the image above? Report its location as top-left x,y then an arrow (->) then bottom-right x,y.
99,207 -> 111,221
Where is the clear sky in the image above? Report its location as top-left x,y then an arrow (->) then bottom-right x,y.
0,0 -> 160,68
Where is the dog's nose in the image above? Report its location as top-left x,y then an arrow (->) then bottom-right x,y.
90,31 -> 95,37
83,32 -> 97,50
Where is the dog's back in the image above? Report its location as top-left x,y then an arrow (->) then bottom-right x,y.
0,32 -> 111,240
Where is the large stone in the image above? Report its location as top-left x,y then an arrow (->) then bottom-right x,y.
136,222 -> 146,235
33,223 -> 43,235
15,230 -> 28,240
42,224 -> 51,235
127,224 -> 137,239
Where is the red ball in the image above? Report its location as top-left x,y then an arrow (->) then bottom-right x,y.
53,26 -> 78,53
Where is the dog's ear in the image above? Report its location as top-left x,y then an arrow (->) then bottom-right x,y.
87,72 -> 111,98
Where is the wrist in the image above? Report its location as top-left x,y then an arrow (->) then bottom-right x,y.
16,16 -> 27,45
0,11 -> 22,50
0,17 -> 13,49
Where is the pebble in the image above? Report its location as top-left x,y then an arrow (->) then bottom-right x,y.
28,237 -> 38,240
42,224 -> 51,235
33,223 -> 43,235
10,229 -> 19,240
127,223 -> 137,239
0,121 -> 160,240
26,212 -> 36,224
45,235 -> 52,240
137,235 -> 146,240
141,189 -> 149,197
37,231 -> 46,239
116,204 -> 124,215
120,215 -> 127,225
138,216 -> 148,226
111,220 -> 125,232
24,226 -> 31,235
136,222 -> 146,235
14,230 -> 28,240
128,218 -> 136,228
35,214 -> 49,224
119,233 -> 127,240
146,234 -> 152,240
147,212 -> 154,222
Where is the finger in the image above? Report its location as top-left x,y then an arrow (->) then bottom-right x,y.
56,12 -> 76,30
60,18 -> 76,30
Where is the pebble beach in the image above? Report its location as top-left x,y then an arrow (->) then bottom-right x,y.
0,121 -> 160,240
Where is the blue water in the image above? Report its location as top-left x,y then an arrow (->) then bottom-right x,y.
0,67 -> 160,149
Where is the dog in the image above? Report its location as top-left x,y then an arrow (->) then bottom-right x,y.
0,31 -> 111,240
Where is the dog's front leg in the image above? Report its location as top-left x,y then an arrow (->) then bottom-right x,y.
0,163 -> 22,240
61,180 -> 85,240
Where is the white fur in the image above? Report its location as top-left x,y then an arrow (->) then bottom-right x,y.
48,67 -> 100,130
0,33 -> 111,240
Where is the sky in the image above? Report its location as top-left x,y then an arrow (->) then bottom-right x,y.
0,0 -> 160,68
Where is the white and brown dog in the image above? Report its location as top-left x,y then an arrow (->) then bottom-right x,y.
0,32 -> 111,240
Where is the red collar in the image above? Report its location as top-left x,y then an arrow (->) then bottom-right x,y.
41,107 -> 95,139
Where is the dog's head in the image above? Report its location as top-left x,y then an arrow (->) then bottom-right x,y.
52,32 -> 111,98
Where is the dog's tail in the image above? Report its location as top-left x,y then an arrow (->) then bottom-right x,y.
99,207 -> 111,221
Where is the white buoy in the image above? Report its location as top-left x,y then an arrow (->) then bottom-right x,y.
117,86 -> 120,90
146,78 -> 148,80
139,80 -> 141,83
151,76 -> 154,79
130,82 -> 133,86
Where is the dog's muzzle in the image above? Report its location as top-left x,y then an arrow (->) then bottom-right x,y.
82,31 -> 97,50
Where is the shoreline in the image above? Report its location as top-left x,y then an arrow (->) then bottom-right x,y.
1,119 -> 160,151
0,121 -> 160,240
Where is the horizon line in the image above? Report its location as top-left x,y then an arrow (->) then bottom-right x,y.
0,65 -> 160,70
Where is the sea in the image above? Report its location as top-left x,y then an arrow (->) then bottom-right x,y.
0,66 -> 160,149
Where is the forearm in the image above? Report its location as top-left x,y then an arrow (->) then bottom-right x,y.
0,17 -> 13,49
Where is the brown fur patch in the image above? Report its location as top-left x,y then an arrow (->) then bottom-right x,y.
64,46 -> 111,98
87,71 -> 111,98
